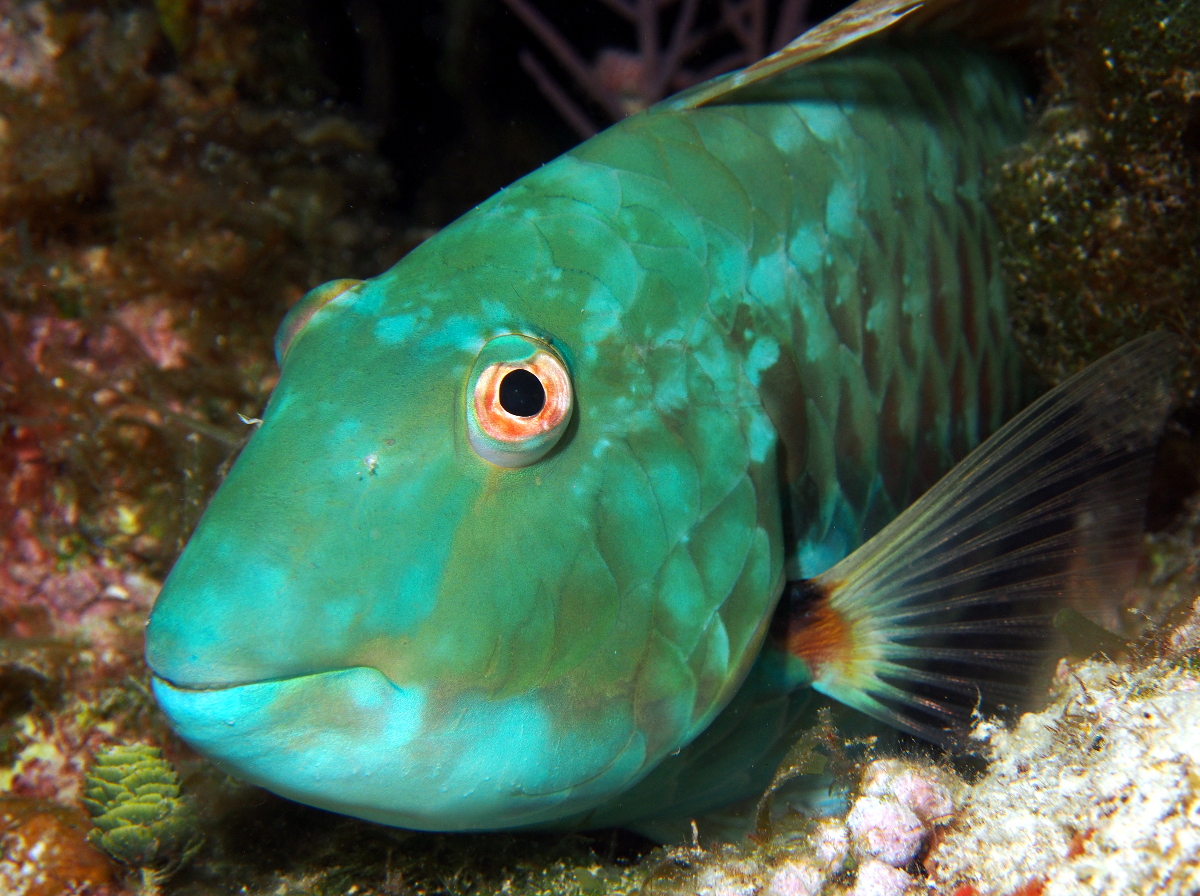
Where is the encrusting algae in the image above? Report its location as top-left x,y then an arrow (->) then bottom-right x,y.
0,797 -> 119,896
993,0 -> 1200,392
1,0 -> 1200,894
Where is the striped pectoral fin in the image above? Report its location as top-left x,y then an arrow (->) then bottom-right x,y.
774,333 -> 1182,744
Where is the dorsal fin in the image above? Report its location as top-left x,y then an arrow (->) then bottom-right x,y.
671,0 -> 1057,109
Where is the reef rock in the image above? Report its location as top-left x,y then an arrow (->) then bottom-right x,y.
929,659 -> 1200,895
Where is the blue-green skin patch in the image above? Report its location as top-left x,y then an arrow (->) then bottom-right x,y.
147,47 -> 1025,832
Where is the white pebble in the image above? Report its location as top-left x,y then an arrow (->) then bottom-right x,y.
764,859 -> 823,896
847,796 -> 926,866
862,759 -> 908,796
891,769 -> 954,824
850,859 -> 916,896
861,759 -> 955,824
812,820 -> 850,872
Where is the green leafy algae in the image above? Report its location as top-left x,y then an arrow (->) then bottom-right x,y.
82,744 -> 203,896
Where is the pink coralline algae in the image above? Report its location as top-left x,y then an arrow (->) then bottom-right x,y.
1,505 -> 157,644
113,301 -> 191,372
763,859 -> 822,896
811,818 -> 850,872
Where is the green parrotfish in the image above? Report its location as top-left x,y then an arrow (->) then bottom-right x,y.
144,0 -> 1176,836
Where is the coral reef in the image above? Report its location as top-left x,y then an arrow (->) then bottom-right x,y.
0,0 -> 1198,894
634,755 -> 957,895
608,639 -> 1200,896
992,0 -> 1200,393
0,0 -> 407,602
0,0 -> 410,890
0,0 -> 411,821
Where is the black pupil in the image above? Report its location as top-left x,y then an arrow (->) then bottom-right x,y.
499,368 -> 546,417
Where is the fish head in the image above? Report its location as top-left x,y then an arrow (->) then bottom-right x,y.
145,170 -> 783,831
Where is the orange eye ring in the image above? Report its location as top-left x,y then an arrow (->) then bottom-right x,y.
473,353 -> 572,443
466,336 -> 573,468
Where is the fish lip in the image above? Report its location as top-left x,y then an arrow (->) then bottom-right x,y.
147,665 -> 448,829
150,665 -> 652,830
149,664 -> 598,830
149,673 -> 227,693
148,667 -> 369,694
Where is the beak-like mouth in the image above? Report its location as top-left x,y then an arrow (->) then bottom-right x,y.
150,664 -> 652,832
149,665 -> 424,749
148,669 -> 336,694
150,665 -> 443,824
148,674 -> 239,694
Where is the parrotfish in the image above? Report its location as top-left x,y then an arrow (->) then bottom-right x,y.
145,0 -> 1176,837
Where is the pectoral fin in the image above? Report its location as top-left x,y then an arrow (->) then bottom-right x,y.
774,333 -> 1180,743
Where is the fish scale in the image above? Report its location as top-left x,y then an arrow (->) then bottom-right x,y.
574,43 -> 1031,807
145,3 -> 1173,836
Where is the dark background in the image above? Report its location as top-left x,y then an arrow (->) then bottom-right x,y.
285,0 -> 854,225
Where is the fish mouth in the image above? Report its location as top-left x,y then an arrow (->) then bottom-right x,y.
150,665 -> 463,828
149,668 -> 350,694
150,666 -> 651,832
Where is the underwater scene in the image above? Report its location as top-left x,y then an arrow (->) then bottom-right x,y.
2,0 -> 1200,893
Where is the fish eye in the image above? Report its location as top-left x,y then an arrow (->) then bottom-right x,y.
467,335 -> 572,468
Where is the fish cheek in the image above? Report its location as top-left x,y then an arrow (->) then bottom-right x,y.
424,464 -> 619,695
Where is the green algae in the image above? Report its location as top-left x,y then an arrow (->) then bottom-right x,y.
83,744 -> 203,895
168,792 -> 653,896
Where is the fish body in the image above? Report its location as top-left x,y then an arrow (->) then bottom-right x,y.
144,2 -> 1169,835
